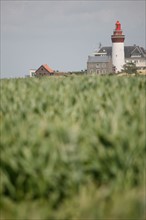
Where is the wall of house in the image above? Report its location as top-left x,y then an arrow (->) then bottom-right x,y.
107,61 -> 113,73
125,58 -> 146,69
87,61 -> 112,74
29,69 -> 36,77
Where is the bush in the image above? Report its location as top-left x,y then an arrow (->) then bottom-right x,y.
123,62 -> 138,74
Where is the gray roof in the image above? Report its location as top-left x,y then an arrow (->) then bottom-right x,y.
98,46 -> 146,58
87,55 -> 111,63
97,47 -> 112,56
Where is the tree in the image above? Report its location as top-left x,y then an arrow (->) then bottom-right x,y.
123,62 -> 138,74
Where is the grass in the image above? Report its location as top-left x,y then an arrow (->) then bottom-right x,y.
0,75 -> 145,219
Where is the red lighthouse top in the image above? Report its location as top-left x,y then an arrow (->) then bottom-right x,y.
115,21 -> 121,31
111,20 -> 125,43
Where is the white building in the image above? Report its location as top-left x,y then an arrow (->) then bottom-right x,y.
29,69 -> 36,77
111,21 -> 125,73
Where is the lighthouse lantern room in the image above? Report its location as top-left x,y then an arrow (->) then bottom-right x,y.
111,21 -> 125,73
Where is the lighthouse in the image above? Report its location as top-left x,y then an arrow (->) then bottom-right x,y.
111,21 -> 125,73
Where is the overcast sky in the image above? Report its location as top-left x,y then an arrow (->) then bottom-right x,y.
1,0 -> 145,78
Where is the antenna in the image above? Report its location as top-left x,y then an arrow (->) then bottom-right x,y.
99,42 -> 102,49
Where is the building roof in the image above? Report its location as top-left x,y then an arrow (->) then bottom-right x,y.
42,64 -> 54,73
97,45 -> 146,58
96,47 -> 112,56
87,55 -> 111,63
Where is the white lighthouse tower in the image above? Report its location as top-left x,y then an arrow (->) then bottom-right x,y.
111,21 -> 125,73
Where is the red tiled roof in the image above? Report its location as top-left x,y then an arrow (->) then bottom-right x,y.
42,64 -> 54,73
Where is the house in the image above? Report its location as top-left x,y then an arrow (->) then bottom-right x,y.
35,64 -> 54,76
87,56 -> 113,74
124,46 -> 146,69
87,45 -> 146,74
95,45 -> 146,71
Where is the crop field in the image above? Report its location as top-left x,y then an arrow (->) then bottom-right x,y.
0,75 -> 145,219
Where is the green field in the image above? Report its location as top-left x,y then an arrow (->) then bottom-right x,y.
0,75 -> 145,219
